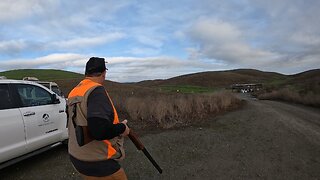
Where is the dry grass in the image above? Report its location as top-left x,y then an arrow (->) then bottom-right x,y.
258,88 -> 320,107
111,91 -> 242,129
57,79 -> 243,129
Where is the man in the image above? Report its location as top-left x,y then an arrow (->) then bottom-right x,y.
67,57 -> 130,180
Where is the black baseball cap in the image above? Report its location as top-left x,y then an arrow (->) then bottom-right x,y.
85,57 -> 107,75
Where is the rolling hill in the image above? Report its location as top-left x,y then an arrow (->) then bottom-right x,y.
137,69 -> 286,88
1,68 -> 319,95
0,69 -> 155,96
0,69 -> 83,81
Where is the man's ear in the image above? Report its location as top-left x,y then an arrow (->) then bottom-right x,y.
102,70 -> 107,78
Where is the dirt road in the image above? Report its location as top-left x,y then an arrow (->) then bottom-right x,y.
1,94 -> 320,179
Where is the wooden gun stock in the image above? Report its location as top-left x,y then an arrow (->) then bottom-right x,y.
128,130 -> 144,150
128,130 -> 163,174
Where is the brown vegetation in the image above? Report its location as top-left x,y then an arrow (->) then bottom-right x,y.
57,78 -> 242,129
257,69 -> 320,107
258,88 -> 320,107
53,69 -> 318,129
55,68 -> 319,130
112,91 -> 242,129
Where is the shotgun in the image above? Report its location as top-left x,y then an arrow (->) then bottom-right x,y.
128,130 -> 163,174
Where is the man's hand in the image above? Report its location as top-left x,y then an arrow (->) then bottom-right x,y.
120,119 -> 130,137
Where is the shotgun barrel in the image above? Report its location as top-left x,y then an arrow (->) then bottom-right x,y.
128,130 -> 163,174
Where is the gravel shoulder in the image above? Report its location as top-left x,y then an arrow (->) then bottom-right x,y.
1,94 -> 320,179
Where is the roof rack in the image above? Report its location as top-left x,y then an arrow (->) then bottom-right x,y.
22,77 -> 39,81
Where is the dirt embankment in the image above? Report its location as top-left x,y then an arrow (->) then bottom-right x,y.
1,94 -> 320,179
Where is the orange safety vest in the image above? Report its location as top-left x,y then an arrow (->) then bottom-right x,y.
67,79 -> 124,161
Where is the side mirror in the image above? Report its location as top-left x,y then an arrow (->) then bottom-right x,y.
52,94 -> 60,104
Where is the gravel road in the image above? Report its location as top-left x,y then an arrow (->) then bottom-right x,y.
1,94 -> 320,179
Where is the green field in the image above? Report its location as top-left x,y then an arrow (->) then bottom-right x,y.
0,69 -> 83,81
159,85 -> 217,93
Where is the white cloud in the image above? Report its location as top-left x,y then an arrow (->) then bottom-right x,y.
128,47 -> 160,56
0,1 -> 130,40
0,39 -> 28,55
0,33 -> 125,55
290,32 -> 320,47
188,18 -> 280,65
106,56 -> 224,82
50,33 -> 126,50
0,53 -> 88,70
0,0 -> 58,22
135,35 -> 163,48
190,18 -> 241,42
0,53 -> 225,82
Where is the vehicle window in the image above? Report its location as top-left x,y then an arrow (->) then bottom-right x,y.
51,86 -> 62,96
0,84 -> 14,110
39,83 -> 50,89
16,84 -> 53,107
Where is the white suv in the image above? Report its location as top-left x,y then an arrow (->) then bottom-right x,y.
0,79 -> 68,169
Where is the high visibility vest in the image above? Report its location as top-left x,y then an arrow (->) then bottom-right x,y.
67,79 -> 124,161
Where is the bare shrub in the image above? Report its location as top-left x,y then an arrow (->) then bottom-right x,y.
258,88 -> 320,107
113,91 -> 242,129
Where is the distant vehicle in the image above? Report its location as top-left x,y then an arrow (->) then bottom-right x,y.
0,79 -> 68,169
37,81 -> 64,97
22,77 -> 64,97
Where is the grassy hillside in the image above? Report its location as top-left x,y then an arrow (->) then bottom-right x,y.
259,69 -> 320,93
0,69 -> 83,81
159,85 -> 217,93
287,69 -> 320,92
256,69 -> 320,107
1,68 -> 317,126
2,68 -> 318,92
3,68 -> 318,95
137,68 -> 319,92
0,69 -> 154,97
136,69 -> 320,107
137,69 -> 286,89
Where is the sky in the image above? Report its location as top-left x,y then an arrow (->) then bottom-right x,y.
0,0 -> 319,82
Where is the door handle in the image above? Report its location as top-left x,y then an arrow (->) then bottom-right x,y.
23,112 -> 36,117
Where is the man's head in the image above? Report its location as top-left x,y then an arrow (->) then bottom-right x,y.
85,57 -> 108,84
85,57 -> 107,76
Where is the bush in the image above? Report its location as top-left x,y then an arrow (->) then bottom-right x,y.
112,92 -> 242,129
258,88 -> 320,107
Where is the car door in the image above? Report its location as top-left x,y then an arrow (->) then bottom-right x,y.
14,83 -> 62,152
0,84 -> 27,163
